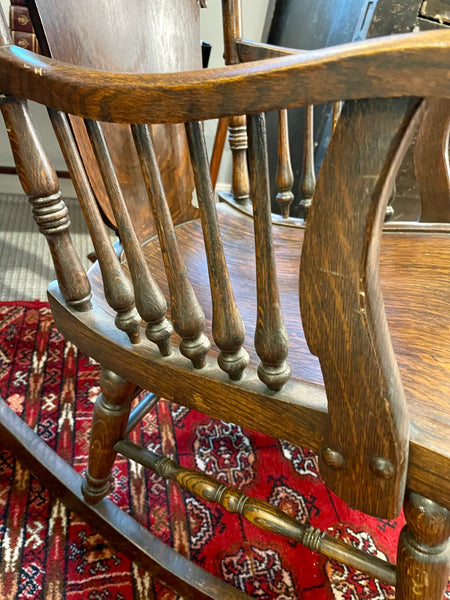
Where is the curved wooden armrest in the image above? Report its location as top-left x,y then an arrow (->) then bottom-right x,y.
0,30 -> 450,123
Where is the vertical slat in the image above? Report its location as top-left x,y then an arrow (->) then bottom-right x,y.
186,121 -> 249,380
48,109 -> 141,343
247,113 -> 290,391
299,105 -> 316,219
275,109 -> 294,218
84,119 -> 173,356
132,124 -> 210,369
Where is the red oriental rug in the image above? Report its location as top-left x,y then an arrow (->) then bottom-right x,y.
0,301 -> 448,599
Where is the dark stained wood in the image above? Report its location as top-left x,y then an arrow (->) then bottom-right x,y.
209,116 -> 228,190
299,105 -> 315,218
300,97 -> 424,518
222,0 -> 250,206
49,202 -> 450,511
82,369 -> 136,504
186,120 -> 249,380
26,0 -> 200,241
415,98 -> 450,222
131,123 -> 210,369
248,113 -> 290,390
3,31 -> 450,124
0,11 -> 91,310
117,438 -> 397,586
49,109 -> 141,342
0,398 -> 249,600
236,39 -> 304,61
396,490 -> 450,599
2,0 -> 450,593
85,118 -> 173,356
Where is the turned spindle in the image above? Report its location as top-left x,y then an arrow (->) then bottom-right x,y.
300,105 -> 316,219
396,490 -> 450,600
276,109 -> 294,218
222,0 -> 250,206
186,120 -> 249,380
85,119 -> 173,356
247,113 -> 290,391
49,109 -> 141,342
82,369 -> 136,504
132,124 -> 210,369
2,99 -> 91,311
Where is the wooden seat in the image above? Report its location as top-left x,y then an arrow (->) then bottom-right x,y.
0,0 -> 449,597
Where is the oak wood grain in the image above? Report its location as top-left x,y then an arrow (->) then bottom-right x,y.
48,203 -> 450,511
1,31 -> 450,124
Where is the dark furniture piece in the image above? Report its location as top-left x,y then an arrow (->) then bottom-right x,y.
0,0 -> 449,597
261,0 -> 450,218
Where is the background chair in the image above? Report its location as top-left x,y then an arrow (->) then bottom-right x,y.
0,0 -> 449,598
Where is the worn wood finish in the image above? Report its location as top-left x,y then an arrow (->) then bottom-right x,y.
415,98 -> 450,222
85,119 -> 173,356
2,1 -> 450,593
222,0 -> 250,206
48,109 -> 140,342
52,201 -> 450,511
396,490 -> 450,599
209,116 -> 228,190
132,123 -> 210,369
248,113 -> 290,390
186,121 -> 248,380
116,439 -> 397,587
0,14 -> 90,311
82,369 -> 136,504
3,31 -> 450,124
301,97 -> 424,518
0,398 -> 249,600
26,0 -> 200,241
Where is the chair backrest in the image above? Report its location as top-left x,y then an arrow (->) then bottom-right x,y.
25,0 -> 201,240
1,1 -> 450,519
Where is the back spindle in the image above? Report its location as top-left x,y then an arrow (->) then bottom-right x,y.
84,119 -> 173,355
48,109 -> 141,342
131,123 -> 210,369
247,112 -> 291,391
0,11 -> 91,311
300,105 -> 316,219
222,0 -> 250,207
186,120 -> 249,380
275,109 -> 294,218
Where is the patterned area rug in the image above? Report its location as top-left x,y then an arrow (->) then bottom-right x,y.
0,301 -> 447,599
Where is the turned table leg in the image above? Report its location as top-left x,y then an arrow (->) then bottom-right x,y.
82,368 -> 136,504
396,490 -> 450,599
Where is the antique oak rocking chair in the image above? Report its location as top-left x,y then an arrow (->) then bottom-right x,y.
0,0 -> 449,598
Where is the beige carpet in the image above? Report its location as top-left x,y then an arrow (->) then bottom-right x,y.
0,193 -> 96,301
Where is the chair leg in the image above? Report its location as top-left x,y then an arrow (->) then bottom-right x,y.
82,368 -> 136,504
396,490 -> 450,599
